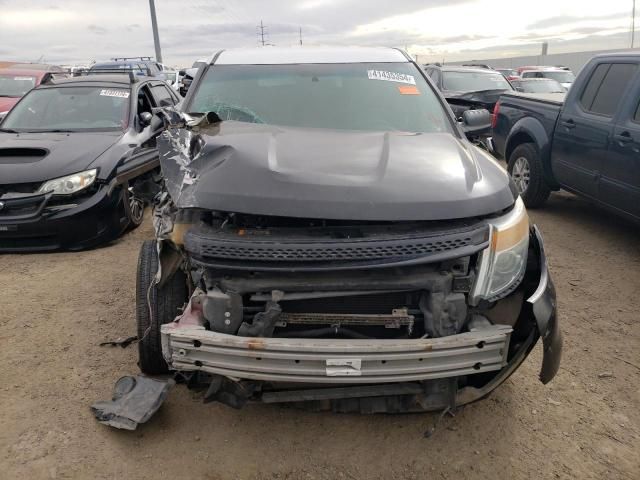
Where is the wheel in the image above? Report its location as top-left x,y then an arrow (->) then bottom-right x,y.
508,143 -> 551,208
123,183 -> 145,230
136,240 -> 188,375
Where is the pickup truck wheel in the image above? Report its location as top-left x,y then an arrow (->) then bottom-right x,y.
136,240 -> 188,375
508,143 -> 551,208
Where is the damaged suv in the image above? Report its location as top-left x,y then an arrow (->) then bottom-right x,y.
136,47 -> 561,413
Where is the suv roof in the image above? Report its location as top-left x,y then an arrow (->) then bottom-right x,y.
43,74 -> 136,87
212,47 -> 410,65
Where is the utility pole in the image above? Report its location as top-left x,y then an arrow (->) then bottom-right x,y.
633,0 -> 636,48
148,0 -> 163,63
299,27 -> 303,46
257,20 -> 267,46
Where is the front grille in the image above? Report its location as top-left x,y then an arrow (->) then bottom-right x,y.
197,237 -> 472,262
0,182 -> 41,196
185,222 -> 489,270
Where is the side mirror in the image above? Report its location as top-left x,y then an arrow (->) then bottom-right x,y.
461,109 -> 491,138
139,111 -> 153,127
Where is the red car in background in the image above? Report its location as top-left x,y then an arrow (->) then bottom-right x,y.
0,69 -> 53,116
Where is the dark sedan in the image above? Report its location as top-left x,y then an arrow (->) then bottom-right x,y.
424,65 -> 514,118
0,73 -> 180,251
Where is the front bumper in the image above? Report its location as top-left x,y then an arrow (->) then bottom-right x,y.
0,184 -> 125,252
162,323 -> 512,384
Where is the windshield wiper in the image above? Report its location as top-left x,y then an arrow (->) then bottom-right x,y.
0,94 -> 19,98
0,128 -> 19,133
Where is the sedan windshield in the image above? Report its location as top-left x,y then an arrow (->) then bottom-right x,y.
522,71 -> 575,83
442,71 -> 512,92
513,79 -> 565,93
189,63 -> 453,134
0,74 -> 37,97
542,71 -> 575,83
2,86 -> 130,132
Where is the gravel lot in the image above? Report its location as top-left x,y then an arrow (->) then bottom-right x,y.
0,191 -> 638,480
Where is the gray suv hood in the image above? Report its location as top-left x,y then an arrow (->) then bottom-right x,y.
158,122 -> 515,221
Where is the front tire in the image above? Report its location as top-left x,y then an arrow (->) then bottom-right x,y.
123,183 -> 145,230
508,143 -> 551,208
136,240 -> 188,375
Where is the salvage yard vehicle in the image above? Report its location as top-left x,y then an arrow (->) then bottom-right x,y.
0,68 -> 58,117
136,47 -> 561,413
520,69 -> 575,90
493,53 -> 640,222
90,58 -> 164,80
0,71 -> 180,251
424,65 -> 514,119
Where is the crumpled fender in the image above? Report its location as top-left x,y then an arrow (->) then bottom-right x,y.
527,225 -> 562,383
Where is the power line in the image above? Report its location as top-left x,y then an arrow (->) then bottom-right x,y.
257,20 -> 267,46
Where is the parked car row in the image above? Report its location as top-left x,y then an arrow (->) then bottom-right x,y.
10,46 -> 640,420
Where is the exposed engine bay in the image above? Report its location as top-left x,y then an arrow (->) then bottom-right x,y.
150,199 -> 547,413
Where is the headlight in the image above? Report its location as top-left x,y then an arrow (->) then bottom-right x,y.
37,169 -> 97,195
471,197 -> 529,303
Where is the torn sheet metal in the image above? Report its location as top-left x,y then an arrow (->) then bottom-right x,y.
91,376 -> 174,430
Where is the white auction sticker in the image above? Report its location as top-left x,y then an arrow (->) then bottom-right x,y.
14,77 -> 35,81
100,89 -> 130,98
326,358 -> 362,376
367,70 -> 416,85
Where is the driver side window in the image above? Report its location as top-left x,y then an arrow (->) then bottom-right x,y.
136,85 -> 158,145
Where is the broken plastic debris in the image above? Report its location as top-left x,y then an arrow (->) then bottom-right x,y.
91,376 -> 174,430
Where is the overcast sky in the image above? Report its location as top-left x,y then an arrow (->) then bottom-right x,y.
0,0 -> 637,67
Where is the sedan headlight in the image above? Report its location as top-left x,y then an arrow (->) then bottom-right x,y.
471,197 -> 529,303
37,169 -> 97,195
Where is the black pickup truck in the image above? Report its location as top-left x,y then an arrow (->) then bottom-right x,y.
493,53 -> 640,222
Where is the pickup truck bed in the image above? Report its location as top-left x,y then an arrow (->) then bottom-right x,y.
492,54 -> 640,222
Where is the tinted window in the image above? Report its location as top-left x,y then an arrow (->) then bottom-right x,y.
3,86 -> 130,132
441,71 -> 512,91
190,63 -> 452,134
0,74 -> 37,97
580,64 -> 609,110
151,85 -> 174,105
580,63 -> 638,116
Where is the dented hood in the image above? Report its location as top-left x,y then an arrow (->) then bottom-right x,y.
158,122 -> 515,221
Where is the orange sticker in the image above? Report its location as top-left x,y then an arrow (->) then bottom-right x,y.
398,85 -> 420,95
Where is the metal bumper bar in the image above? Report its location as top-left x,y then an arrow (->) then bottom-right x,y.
161,324 -> 512,384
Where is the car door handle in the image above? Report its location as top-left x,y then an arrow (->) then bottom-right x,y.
560,119 -> 576,129
614,132 -> 633,144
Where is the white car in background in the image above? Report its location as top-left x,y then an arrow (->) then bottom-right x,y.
520,69 -> 575,89
162,70 -> 181,92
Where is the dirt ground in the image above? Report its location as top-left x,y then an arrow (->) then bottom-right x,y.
0,191 -> 638,480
